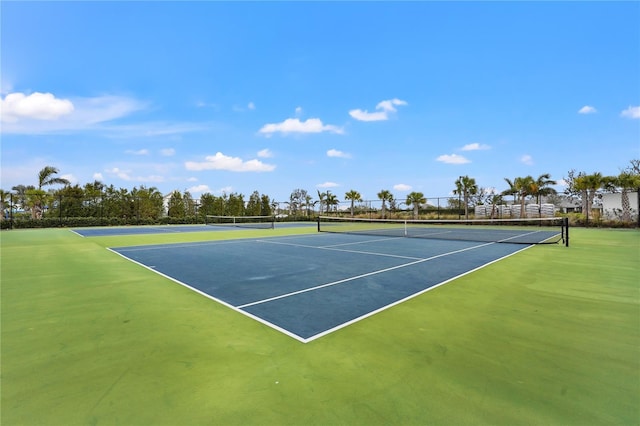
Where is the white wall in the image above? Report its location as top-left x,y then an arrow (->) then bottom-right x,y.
601,191 -> 639,220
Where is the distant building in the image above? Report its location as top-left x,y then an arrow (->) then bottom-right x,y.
554,196 -> 603,216
556,198 -> 581,214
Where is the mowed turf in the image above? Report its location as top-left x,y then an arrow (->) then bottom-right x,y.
1,227 -> 638,425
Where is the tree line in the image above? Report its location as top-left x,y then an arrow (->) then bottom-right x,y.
0,168 -> 274,227
1,159 -> 638,228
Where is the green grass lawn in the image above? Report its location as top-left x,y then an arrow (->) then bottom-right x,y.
1,227 -> 638,425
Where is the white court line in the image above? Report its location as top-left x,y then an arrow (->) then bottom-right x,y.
236,241 -> 494,309
321,236 -> 409,248
110,231 -> 324,252
107,247 -> 309,343
303,243 -> 534,343
114,238 -> 267,252
109,235 -> 538,344
497,229 -> 551,243
409,230 -> 454,239
256,239 -> 424,261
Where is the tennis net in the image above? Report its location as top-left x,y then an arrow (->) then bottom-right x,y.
317,216 -> 569,246
205,215 -> 275,229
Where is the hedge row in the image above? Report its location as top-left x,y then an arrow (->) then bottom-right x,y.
1,216 -> 205,229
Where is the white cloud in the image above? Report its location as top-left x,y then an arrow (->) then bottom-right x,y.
105,167 -> 164,183
196,100 -> 220,110
93,172 -> 104,181
1,92 -> 74,122
126,149 -> 149,156
578,105 -> 597,114
185,152 -> 276,172
106,167 -> 128,180
142,175 -> 166,183
348,109 -> 388,122
233,102 -> 256,112
257,148 -> 273,158
394,183 -> 412,191
349,98 -> 407,122
187,184 -> 211,194
259,118 -> 343,136
1,92 -> 146,134
1,93 -> 211,137
295,106 -> 303,116
327,149 -> 351,158
621,105 -> 640,119
377,98 -> 408,112
317,181 -> 339,189
520,154 -> 534,165
107,122 -> 209,138
160,148 -> 175,156
60,174 -> 76,185
461,143 -> 491,151
217,186 -> 233,194
436,154 -> 471,164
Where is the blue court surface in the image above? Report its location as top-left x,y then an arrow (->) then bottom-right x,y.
72,222 -> 314,237
110,233 -> 533,342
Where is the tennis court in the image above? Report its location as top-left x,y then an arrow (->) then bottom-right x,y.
3,226 -> 638,425
111,231 -> 548,343
73,221 -> 314,237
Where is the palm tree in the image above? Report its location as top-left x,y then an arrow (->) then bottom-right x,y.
377,189 -> 394,219
304,194 -> 314,217
25,188 -> 50,219
405,192 -> 426,219
325,192 -> 339,213
531,173 -> 557,205
513,175 -> 535,218
501,178 -> 518,206
288,189 -> 308,216
576,172 -> 605,221
344,190 -> 363,217
613,172 -> 640,222
522,173 -> 558,217
316,190 -> 326,214
37,166 -> 69,190
27,166 -> 70,220
11,184 -> 30,214
453,176 -> 478,220
488,194 -> 504,219
572,174 -> 589,217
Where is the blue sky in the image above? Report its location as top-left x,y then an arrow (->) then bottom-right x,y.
2,1 -> 639,203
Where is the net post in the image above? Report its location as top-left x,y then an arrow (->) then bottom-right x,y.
317,216 -> 321,232
564,217 -> 570,247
